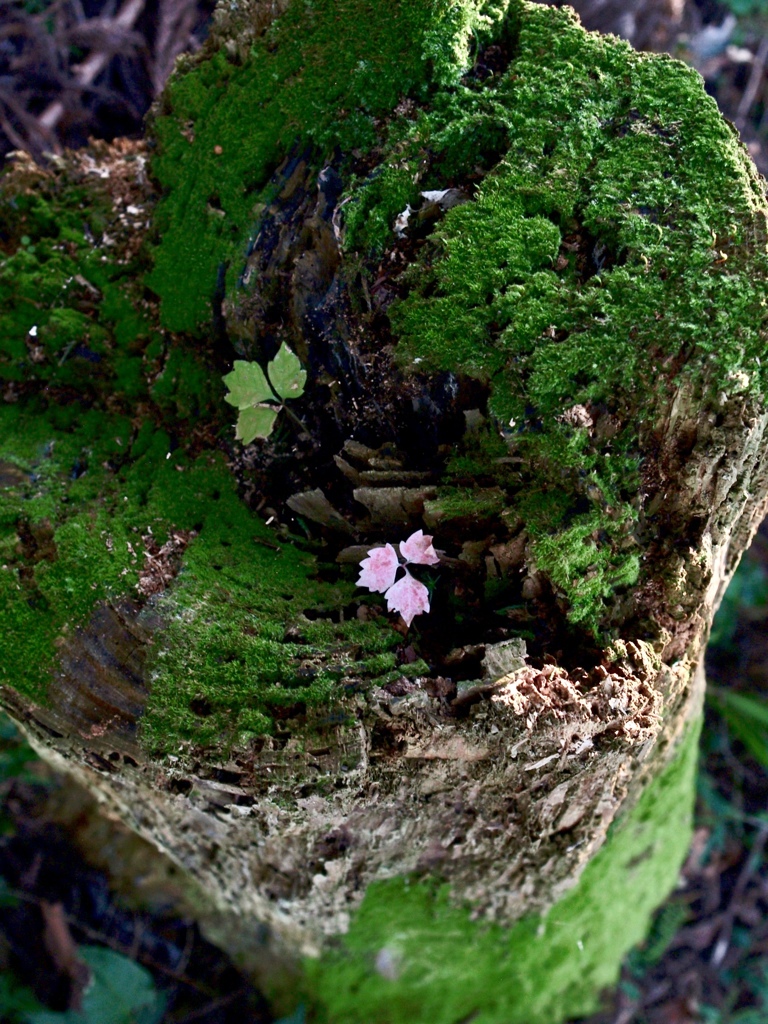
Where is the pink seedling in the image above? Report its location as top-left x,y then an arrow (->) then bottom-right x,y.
357,530 -> 439,628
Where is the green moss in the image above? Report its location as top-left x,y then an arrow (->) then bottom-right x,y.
424,486 -> 506,529
0,173 -> 149,397
142,466 -> 399,751
305,716 -> 701,1024
149,345 -> 220,420
148,0 -> 515,333
0,403 -> 139,697
145,0 -> 768,637
443,423 -> 509,484
0,405 -> 217,700
0,400 -> 397,730
368,659 -> 431,688
0,154 -> 233,432
337,1 -> 768,634
2,0 -> 765,731
532,512 -> 639,632
357,651 -> 398,675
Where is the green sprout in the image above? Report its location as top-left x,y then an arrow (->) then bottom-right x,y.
222,343 -> 307,443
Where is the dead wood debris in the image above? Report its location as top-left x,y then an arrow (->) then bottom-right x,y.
137,528 -> 195,597
0,0 -> 215,164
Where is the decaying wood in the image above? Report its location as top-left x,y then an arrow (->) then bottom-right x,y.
2,1 -> 768,1012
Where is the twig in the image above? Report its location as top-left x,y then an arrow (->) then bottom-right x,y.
41,901 -> 91,1011
710,821 -> 768,966
173,986 -> 248,1023
0,884 -> 219,998
151,0 -> 199,95
176,921 -> 196,977
0,86 -> 59,156
38,0 -> 146,134
736,35 -> 768,131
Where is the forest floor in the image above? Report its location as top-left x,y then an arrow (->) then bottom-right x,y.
3,0 -> 768,1022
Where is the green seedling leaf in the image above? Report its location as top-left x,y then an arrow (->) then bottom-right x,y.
28,945 -> 165,1024
222,360 -> 273,409
268,344 -> 306,400
709,688 -> 768,770
223,345 -> 305,443
79,946 -> 165,1024
236,405 -> 278,443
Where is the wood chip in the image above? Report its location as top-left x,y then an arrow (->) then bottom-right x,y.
353,486 -> 436,527
287,488 -> 354,533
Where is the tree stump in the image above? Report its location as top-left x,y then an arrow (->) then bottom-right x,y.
2,2 -> 768,1021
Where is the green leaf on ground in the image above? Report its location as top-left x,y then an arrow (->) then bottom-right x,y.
27,945 -> 165,1024
710,556 -> 768,651
0,971 -> 42,1022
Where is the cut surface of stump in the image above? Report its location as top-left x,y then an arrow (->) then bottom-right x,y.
2,2 -> 768,1021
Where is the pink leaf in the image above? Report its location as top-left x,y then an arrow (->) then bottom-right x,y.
357,543 -> 399,593
385,570 -> 430,628
399,529 -> 439,566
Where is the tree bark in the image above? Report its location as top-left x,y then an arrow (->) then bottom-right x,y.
1,2 -> 768,1021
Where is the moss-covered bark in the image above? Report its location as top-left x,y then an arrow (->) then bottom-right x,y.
2,2 -> 768,1021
